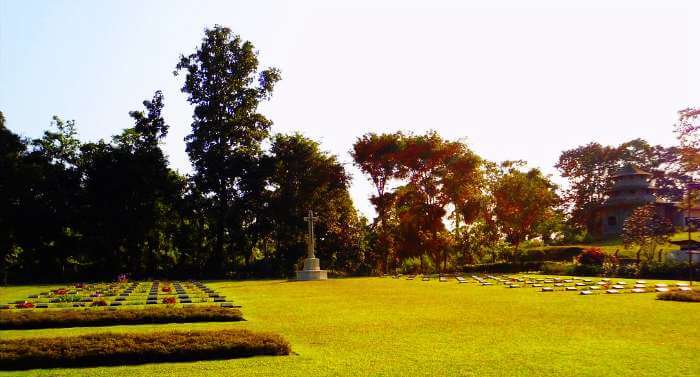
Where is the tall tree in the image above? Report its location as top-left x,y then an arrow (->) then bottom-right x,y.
675,107 -> 700,176
0,112 -> 27,283
175,26 -> 281,275
351,132 -> 404,273
493,167 -> 559,256
266,133 -> 361,275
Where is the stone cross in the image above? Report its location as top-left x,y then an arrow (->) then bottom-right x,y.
304,210 -> 319,258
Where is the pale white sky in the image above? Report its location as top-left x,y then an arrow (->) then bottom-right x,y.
1,0 -> 698,217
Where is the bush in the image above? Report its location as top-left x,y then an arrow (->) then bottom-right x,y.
572,263 -> 602,276
0,305 -> 243,330
463,262 -> 543,273
520,247 -> 583,262
541,262 -> 574,275
0,329 -> 290,370
577,247 -> 605,265
657,290 -> 700,302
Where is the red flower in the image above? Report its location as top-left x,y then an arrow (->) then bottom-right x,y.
15,301 -> 35,309
162,297 -> 176,304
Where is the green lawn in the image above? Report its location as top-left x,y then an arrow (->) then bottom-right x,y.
1,277 -> 699,376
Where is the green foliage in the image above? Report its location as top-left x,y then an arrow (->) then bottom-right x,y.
492,167 -> 559,253
0,329 -> 289,370
175,25 -> 280,276
541,261 -> 574,275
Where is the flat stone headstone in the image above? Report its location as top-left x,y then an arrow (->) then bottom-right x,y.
532,284 -> 543,287
220,303 -> 234,308
213,297 -> 226,302
110,302 -> 121,306
115,297 -> 125,301
633,284 -> 646,289
72,303 -> 85,307
554,283 -> 564,287
575,283 -> 586,287
580,290 -> 593,295
36,303 -> 49,308
605,289 -> 620,294
655,284 -> 668,288
589,286 -> 601,290
146,300 -> 157,305
565,287 -> 577,291
508,284 -> 520,288
0,305 -> 10,310
28,294 -> 39,298
180,299 -> 192,303
612,285 -> 625,289
678,287 -> 692,292
541,287 -> 554,292
676,283 -> 689,287
631,288 -> 646,293
148,296 -> 157,300
178,295 -> 189,299
481,282 -> 492,286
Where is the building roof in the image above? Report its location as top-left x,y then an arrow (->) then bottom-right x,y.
611,164 -> 652,178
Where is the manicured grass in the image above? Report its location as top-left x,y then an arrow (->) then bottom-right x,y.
0,328 -> 289,370
1,277 -> 699,376
0,305 -> 243,330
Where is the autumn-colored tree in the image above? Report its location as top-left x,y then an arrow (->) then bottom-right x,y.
675,107 -> 700,176
351,132 -> 404,273
492,167 -> 559,256
622,204 -> 674,263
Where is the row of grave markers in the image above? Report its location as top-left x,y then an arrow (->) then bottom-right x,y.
2,280 -> 239,310
391,273 -> 693,296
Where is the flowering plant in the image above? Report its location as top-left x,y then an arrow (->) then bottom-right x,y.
577,247 -> 606,265
15,301 -> 35,309
162,296 -> 176,304
161,286 -> 172,293
53,288 -> 68,295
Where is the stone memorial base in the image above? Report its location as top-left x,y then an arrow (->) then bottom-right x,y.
296,257 -> 328,280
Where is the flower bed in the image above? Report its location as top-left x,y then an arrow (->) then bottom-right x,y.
0,328 -> 289,370
0,305 -> 243,330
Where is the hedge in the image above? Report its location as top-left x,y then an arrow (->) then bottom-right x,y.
0,329 -> 290,370
0,305 -> 243,330
657,290 -> 700,302
520,247 -> 583,262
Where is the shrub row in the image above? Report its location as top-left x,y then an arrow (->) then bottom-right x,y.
463,262 -> 543,273
520,247 -> 583,262
0,305 -> 243,330
0,329 -> 290,370
657,290 -> 700,302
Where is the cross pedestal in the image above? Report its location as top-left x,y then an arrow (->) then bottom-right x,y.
296,210 -> 328,280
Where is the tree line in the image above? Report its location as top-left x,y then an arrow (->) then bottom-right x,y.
1,26 -> 697,282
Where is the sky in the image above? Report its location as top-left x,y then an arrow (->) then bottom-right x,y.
1,0 -> 699,217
